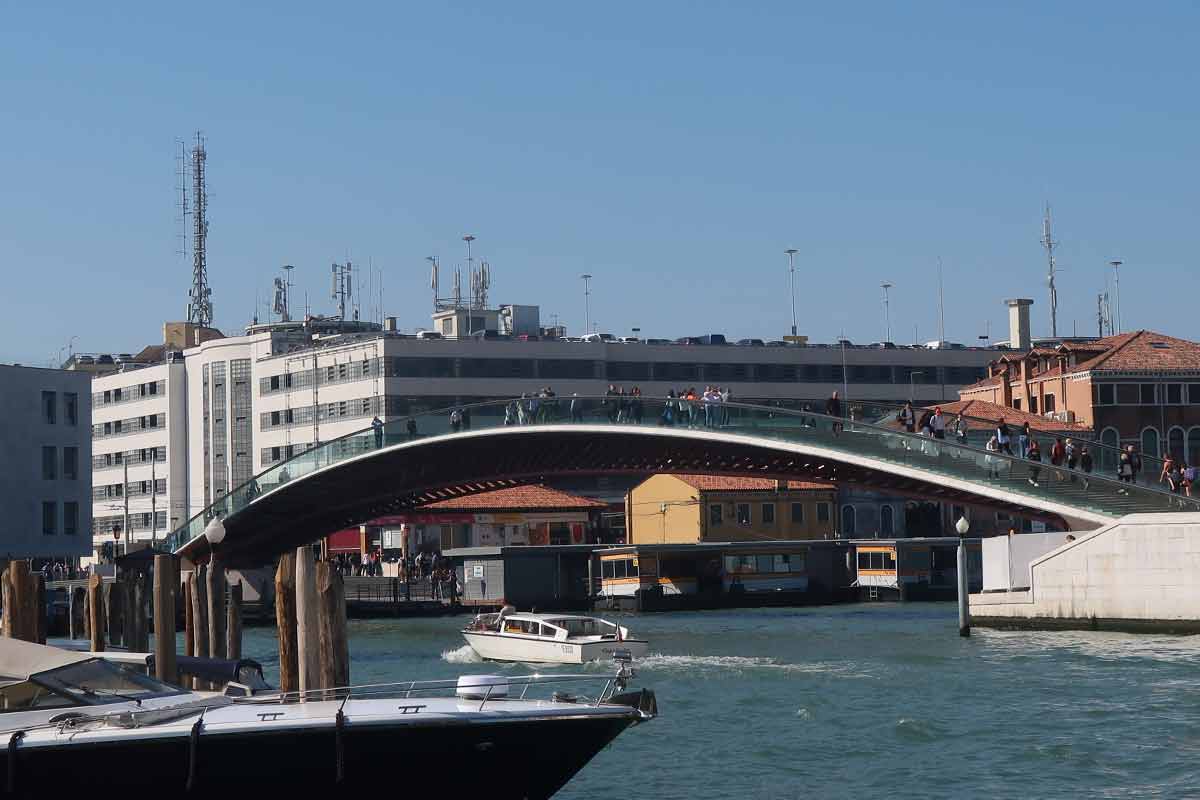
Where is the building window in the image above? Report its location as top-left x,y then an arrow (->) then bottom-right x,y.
42,391 -> 56,424
1028,396 -> 1037,414
709,504 -> 723,525
1189,384 -> 1200,405
762,503 -> 776,524
64,393 -> 78,425
1140,427 -> 1160,459
1168,427 -> 1185,460
736,503 -> 751,525
42,502 -> 56,535
1141,384 -> 1157,405
790,503 -> 804,524
1166,384 -> 1183,405
42,446 -> 57,480
841,505 -> 856,536
817,503 -> 830,523
880,505 -> 894,537
1043,395 -> 1055,413
1012,398 -> 1021,411
64,447 -> 78,480
64,502 -> 78,536
1095,384 -> 1115,406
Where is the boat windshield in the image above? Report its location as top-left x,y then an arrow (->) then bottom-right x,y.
34,659 -> 183,705
552,618 -> 616,638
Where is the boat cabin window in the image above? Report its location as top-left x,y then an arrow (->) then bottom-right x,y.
724,553 -> 806,574
538,623 -> 559,638
504,619 -> 555,636
601,558 -> 638,579
550,618 -> 607,638
0,680 -> 79,713
857,551 -> 897,571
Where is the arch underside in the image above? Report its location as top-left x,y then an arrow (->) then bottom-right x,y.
192,428 -> 1078,567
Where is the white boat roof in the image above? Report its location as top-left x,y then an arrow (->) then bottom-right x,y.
506,613 -> 613,623
0,639 -> 92,687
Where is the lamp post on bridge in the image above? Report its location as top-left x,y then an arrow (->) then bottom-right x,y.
955,515 -> 970,637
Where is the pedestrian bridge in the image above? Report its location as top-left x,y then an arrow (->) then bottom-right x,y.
161,397 -> 1200,566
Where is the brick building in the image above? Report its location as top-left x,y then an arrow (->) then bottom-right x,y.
958,330 -> 1200,467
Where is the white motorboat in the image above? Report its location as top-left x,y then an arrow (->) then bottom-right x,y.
463,606 -> 649,664
0,638 -> 655,798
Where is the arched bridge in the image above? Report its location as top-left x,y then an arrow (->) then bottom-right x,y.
162,397 -> 1200,566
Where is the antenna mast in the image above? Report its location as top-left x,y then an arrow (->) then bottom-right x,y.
186,132 -> 213,326
1042,204 -> 1058,338
331,261 -> 354,320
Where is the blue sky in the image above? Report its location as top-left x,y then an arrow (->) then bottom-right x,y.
2,1 -> 1197,364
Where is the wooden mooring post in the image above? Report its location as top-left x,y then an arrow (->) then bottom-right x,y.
275,552 -> 299,695
183,577 -> 195,689
153,555 -> 178,685
207,558 -> 227,660
316,561 -> 350,693
227,581 -> 243,661
69,585 -> 85,639
295,547 -> 320,699
87,573 -> 105,652
1,562 -> 39,642
190,565 -> 209,689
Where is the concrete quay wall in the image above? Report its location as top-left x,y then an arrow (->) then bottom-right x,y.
971,513 -> 1200,633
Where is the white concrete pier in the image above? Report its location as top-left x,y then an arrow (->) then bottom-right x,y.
971,513 -> 1200,633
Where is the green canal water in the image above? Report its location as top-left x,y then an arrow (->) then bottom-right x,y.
242,604 -> 1200,798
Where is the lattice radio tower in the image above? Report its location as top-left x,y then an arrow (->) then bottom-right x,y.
184,132 -> 213,326
1041,203 -> 1059,338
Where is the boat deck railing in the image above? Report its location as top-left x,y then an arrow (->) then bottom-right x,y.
234,663 -> 639,712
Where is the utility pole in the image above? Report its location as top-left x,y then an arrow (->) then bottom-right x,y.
150,456 -> 157,547
880,282 -> 893,343
123,459 -> 130,557
1042,205 -> 1059,338
936,258 -> 946,346
1109,260 -> 1123,334
785,249 -> 799,337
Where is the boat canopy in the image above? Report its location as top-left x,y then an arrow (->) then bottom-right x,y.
0,640 -> 92,687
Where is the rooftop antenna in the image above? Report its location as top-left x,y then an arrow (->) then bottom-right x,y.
174,139 -> 189,261
1042,204 -> 1059,337
273,264 -> 295,322
331,261 -> 353,320
428,256 -> 440,310
1109,260 -> 1123,334
186,131 -> 213,326
1096,293 -> 1106,337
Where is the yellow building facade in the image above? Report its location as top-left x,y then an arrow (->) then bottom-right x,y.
626,474 -> 838,544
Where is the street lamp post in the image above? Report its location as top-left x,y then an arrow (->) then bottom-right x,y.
580,274 -> 593,336
785,249 -> 798,337
880,282 -> 893,343
955,515 -> 970,637
909,370 -> 923,403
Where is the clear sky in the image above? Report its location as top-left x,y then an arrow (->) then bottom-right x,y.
3,1 -> 1197,365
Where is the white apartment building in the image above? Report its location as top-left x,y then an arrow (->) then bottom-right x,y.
88,357 -> 187,558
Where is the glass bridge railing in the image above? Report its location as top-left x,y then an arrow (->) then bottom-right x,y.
161,396 -> 1200,555
839,400 -> 1176,495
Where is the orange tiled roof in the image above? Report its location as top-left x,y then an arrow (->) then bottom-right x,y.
925,400 -> 1091,433
1072,330 -> 1200,373
420,485 -> 607,511
669,474 -> 836,492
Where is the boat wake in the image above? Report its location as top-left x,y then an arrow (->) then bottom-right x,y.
441,644 -> 483,664
637,653 -> 875,678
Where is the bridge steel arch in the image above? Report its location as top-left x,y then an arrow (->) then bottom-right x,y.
185,425 -> 1106,567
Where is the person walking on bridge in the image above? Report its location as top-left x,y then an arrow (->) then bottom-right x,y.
1027,439 -> 1043,487
897,402 -> 915,433
826,391 -> 843,435
371,415 -> 384,450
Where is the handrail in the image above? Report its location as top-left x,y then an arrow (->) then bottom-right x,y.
160,395 -> 1200,555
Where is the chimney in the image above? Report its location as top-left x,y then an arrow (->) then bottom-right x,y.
384,316 -> 397,332
1005,298 -> 1034,351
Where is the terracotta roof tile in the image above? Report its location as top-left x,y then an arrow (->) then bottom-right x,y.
420,485 -> 607,511
668,474 -> 836,492
924,400 -> 1091,433
1073,330 -> 1200,373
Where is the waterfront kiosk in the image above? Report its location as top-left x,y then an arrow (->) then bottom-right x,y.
594,541 -> 850,611
849,537 -> 983,601
446,544 -> 598,611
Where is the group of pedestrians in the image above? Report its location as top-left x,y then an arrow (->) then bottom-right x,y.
660,386 -> 731,428
505,388 -> 563,425
1160,452 -> 1196,496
